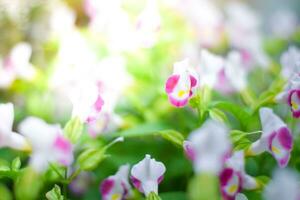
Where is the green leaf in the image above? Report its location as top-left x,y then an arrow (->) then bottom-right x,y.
77,148 -> 108,171
11,157 -> 21,171
230,130 -> 261,151
0,183 -> 13,200
188,173 -> 221,200
46,184 -> 64,200
158,130 -> 184,147
63,117 -> 84,143
212,101 -> 253,131
146,192 -> 162,200
15,167 -> 43,200
209,108 -> 228,123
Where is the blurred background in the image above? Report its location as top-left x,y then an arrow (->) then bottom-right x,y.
0,0 -> 299,199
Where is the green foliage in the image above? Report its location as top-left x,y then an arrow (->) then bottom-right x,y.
77,148 -> 108,171
46,185 -> 64,200
64,117 -> 84,144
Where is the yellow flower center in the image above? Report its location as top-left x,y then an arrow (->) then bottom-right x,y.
228,184 -> 238,194
272,145 -> 281,155
111,193 -> 121,200
291,100 -> 298,110
178,90 -> 187,97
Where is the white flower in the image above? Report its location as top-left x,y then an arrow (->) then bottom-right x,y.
264,169 -> 300,200
280,46 -> 300,79
131,154 -> 166,196
198,49 -> 224,88
0,103 -> 30,151
224,51 -> 247,92
18,117 -> 73,172
187,120 -> 231,174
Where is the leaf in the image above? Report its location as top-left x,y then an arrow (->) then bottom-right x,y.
77,148 -> 108,171
0,183 -> 12,200
209,108 -> 228,123
230,130 -> 260,151
46,185 -> 64,200
146,192 -> 162,200
158,130 -> 184,147
63,117 -> 84,144
15,167 -> 43,200
11,157 -> 21,171
212,101 -> 254,131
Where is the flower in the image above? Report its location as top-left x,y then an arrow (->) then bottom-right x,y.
165,59 -> 198,107
247,108 -> 293,168
184,120 -> 231,175
280,46 -> 300,79
198,50 -> 224,88
135,0 -> 161,48
215,51 -> 247,93
0,103 -> 30,151
69,172 -> 92,196
276,74 -> 300,118
68,81 -> 104,123
100,164 -> 131,200
264,169 -> 300,200
131,154 -> 166,196
220,151 -> 258,200
18,117 -> 73,172
0,42 -> 36,88
270,10 -> 298,39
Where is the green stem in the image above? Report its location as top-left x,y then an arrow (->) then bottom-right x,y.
63,168 -> 68,199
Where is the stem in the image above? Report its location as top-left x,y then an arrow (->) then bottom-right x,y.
63,168 -> 68,199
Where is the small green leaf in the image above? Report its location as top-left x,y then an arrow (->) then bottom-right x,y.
46,184 -> 64,200
77,148 -> 108,171
209,108 -> 228,123
11,157 -> 21,171
63,117 -> 84,143
0,183 -> 13,200
230,130 -> 257,151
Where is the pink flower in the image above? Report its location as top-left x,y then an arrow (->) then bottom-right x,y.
18,117 -> 73,172
277,74 -> 300,118
165,59 -> 198,107
248,108 -> 293,168
100,164 -> 131,200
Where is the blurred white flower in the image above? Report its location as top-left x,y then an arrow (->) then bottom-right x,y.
100,164 -> 131,200
0,42 -> 36,88
235,193 -> 248,200
135,0 -> 161,48
280,46 -> 300,79
131,154 -> 166,196
185,120 -> 231,175
19,117 -> 73,172
264,169 -> 300,200
225,2 -> 269,69
270,10 -> 298,39
0,103 -> 30,151
224,51 -> 247,92
181,0 -> 224,47
198,49 -> 224,88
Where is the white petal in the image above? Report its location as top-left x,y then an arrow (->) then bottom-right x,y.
259,108 -> 286,138
189,120 -> 231,174
131,154 -> 166,195
264,169 -> 300,200
7,132 -> 30,151
242,174 -> 258,190
0,103 -> 14,132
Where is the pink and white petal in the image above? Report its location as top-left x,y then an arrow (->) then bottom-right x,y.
183,141 -> 196,161
165,75 -> 180,94
288,90 -> 300,118
220,168 -> 242,200
242,174 -> 259,190
100,178 -> 115,199
168,95 -> 189,107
